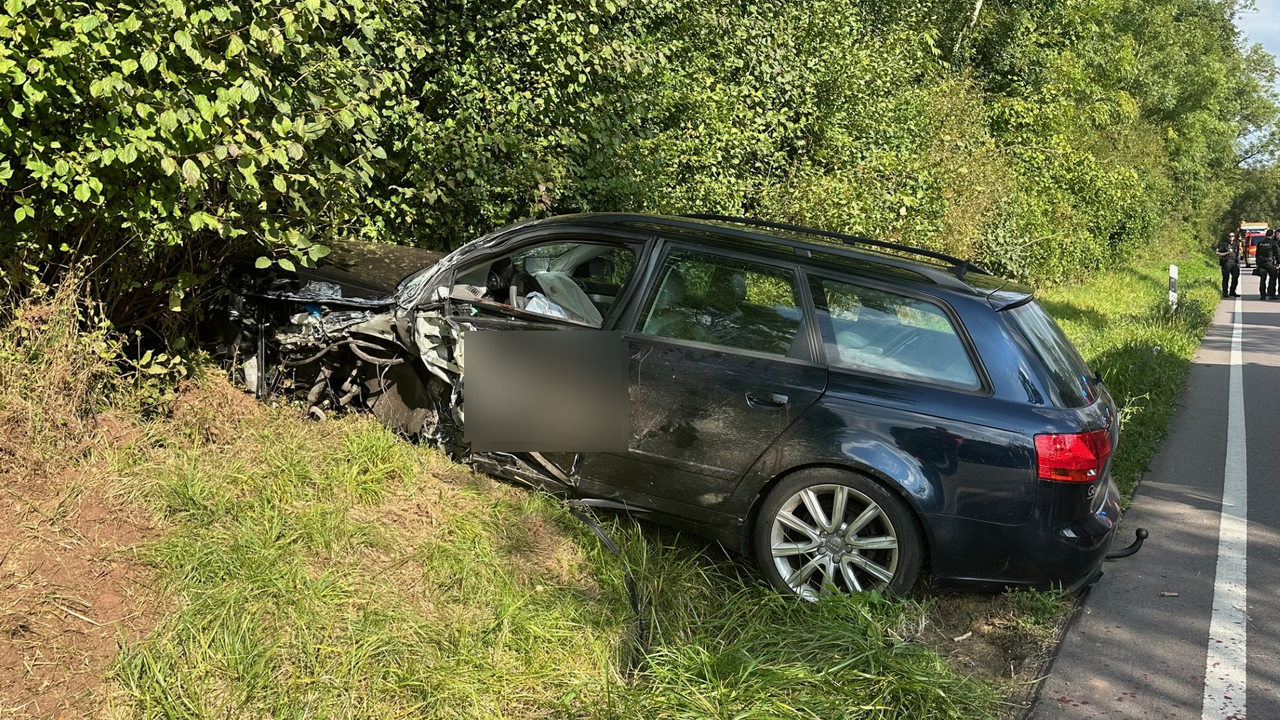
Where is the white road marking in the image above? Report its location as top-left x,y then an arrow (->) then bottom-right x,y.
1201,296 -> 1248,720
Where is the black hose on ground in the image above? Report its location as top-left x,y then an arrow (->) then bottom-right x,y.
567,504 -> 652,677
485,453 -> 653,675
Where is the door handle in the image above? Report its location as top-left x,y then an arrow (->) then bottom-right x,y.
745,391 -> 789,411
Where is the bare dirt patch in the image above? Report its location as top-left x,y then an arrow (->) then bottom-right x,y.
0,466 -> 157,718
926,593 -> 1078,719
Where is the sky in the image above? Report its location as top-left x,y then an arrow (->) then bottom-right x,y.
1240,0 -> 1280,64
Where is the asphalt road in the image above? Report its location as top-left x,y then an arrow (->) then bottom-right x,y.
1030,292 -> 1279,720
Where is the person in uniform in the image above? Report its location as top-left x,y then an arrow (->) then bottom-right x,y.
1217,231 -> 1241,298
1258,229 -> 1279,300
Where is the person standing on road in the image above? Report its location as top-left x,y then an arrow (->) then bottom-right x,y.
1218,231 -> 1242,298
1258,229 -> 1280,300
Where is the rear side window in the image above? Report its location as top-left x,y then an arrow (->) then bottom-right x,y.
808,276 -> 981,391
1007,301 -> 1097,408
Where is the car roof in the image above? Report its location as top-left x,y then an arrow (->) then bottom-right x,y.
514,213 -> 1032,306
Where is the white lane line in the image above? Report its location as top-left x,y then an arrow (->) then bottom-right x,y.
1201,296 -> 1248,720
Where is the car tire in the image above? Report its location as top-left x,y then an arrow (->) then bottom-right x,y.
753,468 -> 923,599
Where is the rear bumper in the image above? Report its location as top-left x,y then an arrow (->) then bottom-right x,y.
926,476 -> 1121,593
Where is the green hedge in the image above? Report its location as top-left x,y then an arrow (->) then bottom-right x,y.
0,0 -> 1269,330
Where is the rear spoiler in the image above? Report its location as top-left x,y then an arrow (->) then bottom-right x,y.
993,293 -> 1035,312
973,276 -> 1036,311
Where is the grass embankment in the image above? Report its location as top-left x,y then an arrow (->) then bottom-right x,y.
107,382 -> 998,719
0,238 -> 1218,719
1037,237 -> 1220,500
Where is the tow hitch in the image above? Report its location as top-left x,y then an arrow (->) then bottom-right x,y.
1105,528 -> 1149,560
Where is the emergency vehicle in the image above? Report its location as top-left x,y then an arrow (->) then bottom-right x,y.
1240,222 -> 1269,267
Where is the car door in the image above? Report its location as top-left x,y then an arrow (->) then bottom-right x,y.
577,245 -> 827,514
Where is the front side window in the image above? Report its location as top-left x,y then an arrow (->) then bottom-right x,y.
448,241 -> 637,327
637,249 -> 804,357
809,276 -> 981,391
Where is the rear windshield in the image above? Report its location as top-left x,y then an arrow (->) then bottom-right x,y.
1006,301 -> 1097,408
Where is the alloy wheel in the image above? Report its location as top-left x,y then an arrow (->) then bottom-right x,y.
769,483 -> 900,599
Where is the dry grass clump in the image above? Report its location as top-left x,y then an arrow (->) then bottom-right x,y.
0,277 -> 121,481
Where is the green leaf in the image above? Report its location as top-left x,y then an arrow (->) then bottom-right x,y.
140,50 -> 158,72
74,183 -> 91,202
161,156 -> 179,176
226,34 -> 245,58
309,244 -> 331,259
272,175 -> 287,192
277,258 -> 296,272
254,256 -> 272,269
181,159 -> 200,185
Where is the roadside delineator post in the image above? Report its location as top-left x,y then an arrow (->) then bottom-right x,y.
1169,264 -> 1178,311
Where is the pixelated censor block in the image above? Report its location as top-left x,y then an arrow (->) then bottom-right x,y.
463,330 -> 627,452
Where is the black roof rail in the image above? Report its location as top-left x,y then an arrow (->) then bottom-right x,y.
681,214 -> 990,277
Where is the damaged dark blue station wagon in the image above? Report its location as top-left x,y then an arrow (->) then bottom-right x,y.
223,214 -> 1128,599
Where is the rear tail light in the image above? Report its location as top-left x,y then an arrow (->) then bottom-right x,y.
1034,430 -> 1112,482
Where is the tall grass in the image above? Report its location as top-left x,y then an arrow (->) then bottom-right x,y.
108,377 -> 999,720
0,275 -> 120,474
